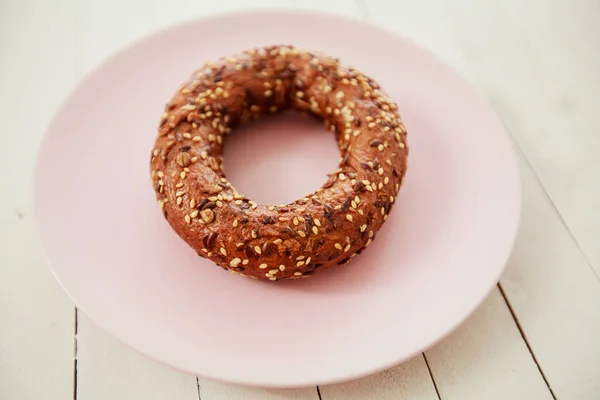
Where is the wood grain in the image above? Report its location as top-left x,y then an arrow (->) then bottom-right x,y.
424,288 -> 554,400
0,0 -> 76,399
198,381 -> 319,400
500,150 -> 600,400
319,356 -> 439,400
76,314 -> 198,400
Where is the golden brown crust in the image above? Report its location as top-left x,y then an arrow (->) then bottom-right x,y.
150,45 -> 408,281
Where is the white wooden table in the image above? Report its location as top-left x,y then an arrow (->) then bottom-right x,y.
2,0 -> 599,399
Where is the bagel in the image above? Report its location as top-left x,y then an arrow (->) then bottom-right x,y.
150,45 -> 408,281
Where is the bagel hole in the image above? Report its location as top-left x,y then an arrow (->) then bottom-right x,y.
223,111 -> 340,205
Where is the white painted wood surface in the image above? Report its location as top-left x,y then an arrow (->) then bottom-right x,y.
1,0 -> 599,399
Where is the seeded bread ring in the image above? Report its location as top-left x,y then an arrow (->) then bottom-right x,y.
150,45 -> 408,281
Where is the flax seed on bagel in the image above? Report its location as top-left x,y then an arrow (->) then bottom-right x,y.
150,45 -> 408,281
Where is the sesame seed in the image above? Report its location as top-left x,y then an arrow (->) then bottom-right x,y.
293,217 -> 299,226
251,230 -> 257,239
278,217 -> 288,222
314,219 -> 321,227
230,258 -> 241,267
298,216 -> 305,222
296,91 -> 304,98
180,171 -> 187,179
158,200 -> 165,209
233,219 -> 238,227
378,144 -> 384,151
344,244 -> 351,252
259,263 -> 268,269
334,243 -> 343,250
254,246 -> 261,254
294,272 -> 302,276
346,214 -> 353,222
184,215 -> 191,224
208,196 -> 218,201
200,151 -> 207,160
297,261 -> 305,267
384,176 -> 390,185
399,142 -> 406,149
216,201 -> 223,207
177,197 -> 183,206
368,122 -> 376,128
297,230 -> 306,238
200,208 -> 215,223
190,210 -> 199,218
305,257 -> 311,265
366,238 -> 372,247
189,199 -> 196,208
269,277 -> 277,281
269,269 -> 279,275
242,259 -> 249,265
273,239 -> 282,244
378,168 -> 384,176
360,224 -> 367,232
265,273 -> 272,278
358,209 -> 364,215
351,201 -> 357,209
390,196 -> 395,203
369,230 -> 374,238
312,226 -> 319,235
279,265 -> 286,271
334,205 -> 342,210
296,255 -> 305,260
264,90 -> 273,97
336,91 -> 345,99
220,248 -> 227,256
183,132 -> 192,139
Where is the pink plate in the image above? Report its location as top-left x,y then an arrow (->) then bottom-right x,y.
34,10 -> 520,388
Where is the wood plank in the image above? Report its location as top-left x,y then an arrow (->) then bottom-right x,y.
486,0 -> 600,276
319,356 -> 439,400
218,0 -> 364,18
500,150 -> 600,400
76,314 -> 198,400
199,382 -> 318,400
0,0 -> 76,399
424,288 -> 553,400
